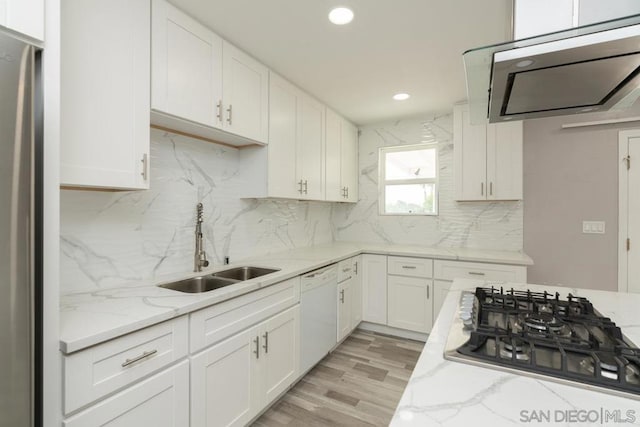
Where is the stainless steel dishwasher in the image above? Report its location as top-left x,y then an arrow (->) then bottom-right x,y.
300,264 -> 338,374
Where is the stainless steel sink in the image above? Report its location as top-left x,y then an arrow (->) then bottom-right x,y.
158,266 -> 280,293
158,276 -> 238,293
212,266 -> 280,281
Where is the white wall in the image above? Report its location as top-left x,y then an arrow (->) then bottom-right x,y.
60,130 -> 334,294
332,114 -> 524,251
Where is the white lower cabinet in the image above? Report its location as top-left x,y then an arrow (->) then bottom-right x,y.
362,254 -> 388,324
351,256 -> 363,329
433,280 -> 452,324
63,361 -> 189,427
191,305 -> 300,427
337,277 -> 352,342
388,276 -> 433,333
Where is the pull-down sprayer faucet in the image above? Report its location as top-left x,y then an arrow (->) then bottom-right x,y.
194,203 -> 209,272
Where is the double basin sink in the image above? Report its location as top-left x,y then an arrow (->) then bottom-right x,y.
159,266 -> 280,293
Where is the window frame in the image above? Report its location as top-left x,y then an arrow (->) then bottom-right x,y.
378,143 -> 439,216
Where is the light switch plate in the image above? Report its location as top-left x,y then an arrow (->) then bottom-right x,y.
582,221 -> 605,234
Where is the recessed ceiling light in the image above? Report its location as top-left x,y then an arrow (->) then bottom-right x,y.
393,93 -> 410,101
328,7 -> 354,25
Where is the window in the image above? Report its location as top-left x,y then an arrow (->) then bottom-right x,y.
379,144 -> 438,215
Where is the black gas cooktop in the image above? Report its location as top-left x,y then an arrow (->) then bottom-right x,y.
456,286 -> 640,396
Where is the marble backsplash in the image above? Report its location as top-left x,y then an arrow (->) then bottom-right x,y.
331,114 -> 524,251
60,129 -> 333,294
61,114 -> 524,294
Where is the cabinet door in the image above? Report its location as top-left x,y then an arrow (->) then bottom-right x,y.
63,361 -> 189,427
191,327 -> 258,427
0,0 -> 44,40
351,257 -> 363,330
433,280 -> 452,325
362,254 -> 388,324
341,120 -> 359,202
337,279 -> 352,342
325,108 -> 343,201
260,306 -> 300,406
61,0 -> 150,190
453,104 -> 487,201
268,72 -> 299,198
486,121 -> 523,200
388,276 -> 433,333
297,94 -> 326,200
222,41 -> 269,144
151,0 -> 223,128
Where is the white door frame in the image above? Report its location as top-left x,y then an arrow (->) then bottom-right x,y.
618,129 -> 640,292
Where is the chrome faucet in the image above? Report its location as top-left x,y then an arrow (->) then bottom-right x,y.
194,203 -> 209,272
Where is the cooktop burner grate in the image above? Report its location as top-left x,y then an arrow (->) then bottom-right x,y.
456,286 -> 640,395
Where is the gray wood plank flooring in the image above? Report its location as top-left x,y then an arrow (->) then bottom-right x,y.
252,330 -> 425,427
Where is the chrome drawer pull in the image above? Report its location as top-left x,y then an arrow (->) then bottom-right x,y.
468,272 -> 485,276
402,265 -> 417,269
121,349 -> 158,367
263,332 -> 269,354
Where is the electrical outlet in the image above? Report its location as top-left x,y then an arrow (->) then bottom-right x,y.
582,221 -> 605,234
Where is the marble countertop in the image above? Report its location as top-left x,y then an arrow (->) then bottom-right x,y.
60,242 -> 532,354
391,279 -> 640,427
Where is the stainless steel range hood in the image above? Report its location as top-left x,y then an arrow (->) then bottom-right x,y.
464,14 -> 640,124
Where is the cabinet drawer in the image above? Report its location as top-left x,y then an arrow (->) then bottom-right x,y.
337,258 -> 354,283
190,277 -> 300,353
388,256 -> 433,278
63,360 -> 189,427
433,260 -> 526,282
64,316 -> 189,415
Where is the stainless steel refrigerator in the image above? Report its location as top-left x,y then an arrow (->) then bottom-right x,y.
0,29 -> 42,427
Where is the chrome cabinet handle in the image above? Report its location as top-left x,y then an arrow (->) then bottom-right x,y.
140,153 -> 149,181
303,180 -> 308,194
402,265 -> 417,269
298,180 -> 304,194
481,182 -> 484,196
226,104 -> 233,125
468,272 -> 485,276
345,187 -> 349,198
122,349 -> 157,367
490,182 -> 493,196
354,261 -> 358,275
262,332 -> 269,354
216,100 -> 223,122
254,336 -> 260,359
340,289 -> 345,303
427,285 -> 430,299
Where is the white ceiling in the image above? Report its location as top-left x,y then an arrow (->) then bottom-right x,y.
170,0 -> 513,125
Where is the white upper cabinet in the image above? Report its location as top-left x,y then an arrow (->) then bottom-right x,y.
341,121 -> 359,202
0,0 -> 44,41
222,41 -> 269,144
454,104 -> 523,201
265,72 -> 299,199
325,109 -> 342,201
151,0 -> 223,128
297,94 -> 325,200
151,0 -> 268,146
325,109 -> 358,203
514,0 -> 640,38
61,0 -> 150,190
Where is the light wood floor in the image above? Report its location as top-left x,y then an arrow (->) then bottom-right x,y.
252,329 -> 425,427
